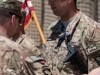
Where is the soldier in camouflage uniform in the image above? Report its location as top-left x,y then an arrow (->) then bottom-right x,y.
43,0 -> 100,75
0,0 -> 28,74
12,10 -> 41,56
12,10 -> 52,75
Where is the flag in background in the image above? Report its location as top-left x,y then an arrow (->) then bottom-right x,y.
19,0 -> 46,45
19,0 -> 34,29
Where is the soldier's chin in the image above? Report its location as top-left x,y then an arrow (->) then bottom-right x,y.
52,9 -> 59,16
53,12 -> 59,16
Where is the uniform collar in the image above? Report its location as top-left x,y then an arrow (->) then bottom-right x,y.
65,11 -> 82,35
50,11 -> 82,35
51,20 -> 64,33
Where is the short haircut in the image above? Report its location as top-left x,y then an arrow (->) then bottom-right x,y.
0,7 -> 20,24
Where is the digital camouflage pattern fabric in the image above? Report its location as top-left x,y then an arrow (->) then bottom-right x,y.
0,29 -> 44,75
44,11 -> 100,75
16,34 -> 41,56
0,0 -> 22,18
15,34 -> 52,75
0,32 -> 33,75
0,32 -> 46,75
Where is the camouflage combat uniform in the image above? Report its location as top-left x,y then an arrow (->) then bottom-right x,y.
0,32 -> 45,75
0,32 -> 33,75
15,34 -> 41,56
44,11 -> 100,75
15,34 -> 52,75
0,0 -> 29,75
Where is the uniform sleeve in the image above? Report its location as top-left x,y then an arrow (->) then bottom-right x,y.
86,22 -> 100,71
87,23 -> 100,57
0,48 -> 23,75
18,35 -> 41,56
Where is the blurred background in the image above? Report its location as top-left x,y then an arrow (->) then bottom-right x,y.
25,0 -> 100,46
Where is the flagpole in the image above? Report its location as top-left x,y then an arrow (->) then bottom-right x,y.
31,11 -> 46,46
20,0 -> 46,46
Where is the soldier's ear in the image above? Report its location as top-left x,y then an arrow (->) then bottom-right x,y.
11,15 -> 16,26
